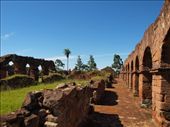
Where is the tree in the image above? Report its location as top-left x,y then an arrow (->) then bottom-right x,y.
88,55 -> 97,71
82,64 -> 90,71
75,55 -> 83,71
112,54 -> 123,75
55,59 -> 65,71
64,48 -> 71,71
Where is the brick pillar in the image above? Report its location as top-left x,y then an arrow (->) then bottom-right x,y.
130,73 -> 133,90
132,72 -> 136,95
30,66 -> 39,81
0,68 -> 7,79
139,73 -> 144,102
152,71 -> 170,127
42,66 -> 49,75
127,72 -> 130,87
14,62 -> 26,75
133,72 -> 139,96
129,73 -> 132,89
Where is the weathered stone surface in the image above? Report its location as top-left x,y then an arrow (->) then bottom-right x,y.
24,114 -> 39,127
0,75 -> 35,90
1,82 -> 95,127
42,73 -> 64,83
90,79 -> 105,104
22,91 -> 43,111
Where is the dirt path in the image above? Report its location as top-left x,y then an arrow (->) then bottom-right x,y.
92,79 -> 156,127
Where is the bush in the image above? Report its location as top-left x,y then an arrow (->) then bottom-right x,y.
42,73 -> 64,83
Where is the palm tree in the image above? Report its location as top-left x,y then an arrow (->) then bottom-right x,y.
64,48 -> 71,71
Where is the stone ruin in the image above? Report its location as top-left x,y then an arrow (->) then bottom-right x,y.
0,54 -> 56,81
120,0 -> 170,127
0,79 -> 108,127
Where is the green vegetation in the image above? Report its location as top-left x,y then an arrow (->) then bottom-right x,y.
0,68 -> 112,115
0,79 -> 88,115
75,55 -> 84,71
112,54 -> 123,75
55,59 -> 65,71
1,74 -> 29,80
88,55 -> 97,71
64,48 -> 71,71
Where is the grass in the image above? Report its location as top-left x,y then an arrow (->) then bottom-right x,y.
0,79 -> 89,115
1,74 -> 29,80
0,71 -> 110,115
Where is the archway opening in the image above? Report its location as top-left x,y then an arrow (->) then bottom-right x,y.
38,65 -> 43,82
161,40 -> 170,66
26,64 -> 30,76
135,56 -> 139,96
131,61 -> 133,90
7,61 -> 14,76
142,47 -> 152,106
128,64 -> 130,88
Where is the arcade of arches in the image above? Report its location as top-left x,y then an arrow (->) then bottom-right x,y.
0,54 -> 56,81
120,0 -> 170,127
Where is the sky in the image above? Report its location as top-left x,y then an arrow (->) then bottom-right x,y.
1,0 -> 163,69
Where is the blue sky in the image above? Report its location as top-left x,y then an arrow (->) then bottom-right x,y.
1,0 -> 163,69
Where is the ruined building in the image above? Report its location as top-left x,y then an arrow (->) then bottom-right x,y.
120,0 -> 170,127
0,54 -> 56,81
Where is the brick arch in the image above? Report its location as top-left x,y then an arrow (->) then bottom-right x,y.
7,61 -> 15,76
142,46 -> 152,105
161,28 -> 170,67
135,56 -> 139,71
25,63 -> 30,75
130,60 -> 134,89
127,63 -> 130,87
143,47 -> 152,69
134,56 -> 139,96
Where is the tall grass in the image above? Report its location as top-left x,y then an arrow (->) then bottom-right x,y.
0,79 -> 88,115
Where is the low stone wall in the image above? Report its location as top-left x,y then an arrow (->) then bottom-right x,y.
0,75 -> 35,91
90,79 -> 106,105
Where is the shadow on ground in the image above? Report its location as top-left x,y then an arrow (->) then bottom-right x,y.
100,90 -> 118,106
80,112 -> 123,127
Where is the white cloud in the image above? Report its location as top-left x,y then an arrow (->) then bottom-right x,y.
1,32 -> 14,40
45,55 -> 77,61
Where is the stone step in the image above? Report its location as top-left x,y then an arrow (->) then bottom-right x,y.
44,121 -> 58,127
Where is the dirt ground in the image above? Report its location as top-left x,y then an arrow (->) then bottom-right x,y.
91,79 -> 157,127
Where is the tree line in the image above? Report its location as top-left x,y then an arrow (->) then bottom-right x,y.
55,49 -> 123,74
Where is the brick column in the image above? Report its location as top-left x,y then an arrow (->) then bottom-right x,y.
152,70 -> 170,127
42,66 -> 49,75
0,68 -> 7,79
14,62 -> 26,75
30,66 -> 39,81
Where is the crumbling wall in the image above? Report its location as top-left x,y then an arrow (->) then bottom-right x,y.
0,54 -> 56,81
120,1 -> 170,127
0,78 -> 109,127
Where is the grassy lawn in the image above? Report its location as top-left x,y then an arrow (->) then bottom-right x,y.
0,79 -> 89,115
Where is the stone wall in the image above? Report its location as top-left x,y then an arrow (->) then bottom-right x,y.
0,54 -> 56,81
0,75 -> 35,90
120,0 -> 170,127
